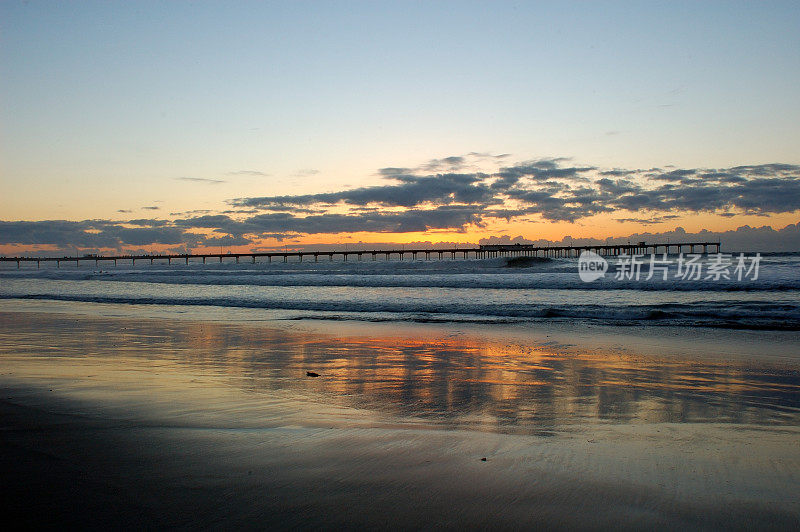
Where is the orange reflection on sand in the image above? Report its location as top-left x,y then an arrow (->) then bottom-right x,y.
1,312 -> 798,432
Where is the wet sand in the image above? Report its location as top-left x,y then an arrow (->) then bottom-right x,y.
1,307 -> 799,529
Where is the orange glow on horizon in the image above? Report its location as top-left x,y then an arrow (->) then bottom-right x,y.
0,211 -> 797,256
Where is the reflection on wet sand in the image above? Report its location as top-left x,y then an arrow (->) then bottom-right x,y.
2,312 -> 798,433
3,310 -> 800,529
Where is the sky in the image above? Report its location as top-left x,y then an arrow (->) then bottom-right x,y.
1,1 -> 799,253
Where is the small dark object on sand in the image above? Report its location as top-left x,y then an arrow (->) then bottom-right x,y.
481,457 -> 487,461
306,371 -> 320,377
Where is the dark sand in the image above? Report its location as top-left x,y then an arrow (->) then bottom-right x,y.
1,307 -> 799,529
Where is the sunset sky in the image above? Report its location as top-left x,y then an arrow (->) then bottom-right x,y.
2,1 -> 799,253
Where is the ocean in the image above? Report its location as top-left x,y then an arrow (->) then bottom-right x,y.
1,251 -> 798,330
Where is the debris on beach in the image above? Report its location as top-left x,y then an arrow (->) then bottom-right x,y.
306,371 -> 320,377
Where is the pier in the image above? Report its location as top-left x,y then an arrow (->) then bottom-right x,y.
0,241 -> 722,268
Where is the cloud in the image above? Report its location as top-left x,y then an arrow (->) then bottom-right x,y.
0,220 -> 193,249
419,156 -> 466,172
377,152 -> 510,178
232,172 -> 495,209
650,169 -> 697,181
171,206 -> 483,237
174,177 -> 225,184
468,152 -> 511,159
3,156 -> 799,252
249,205 -> 321,214
227,170 -> 271,177
479,223 -> 800,252
168,209 -> 213,216
125,219 -> 171,227
599,169 -> 636,177
293,169 -> 319,177
495,158 -> 593,183
3,218 -> 798,253
227,158 -> 800,224
142,206 -> 160,210
614,215 -> 681,225
241,206 -> 483,235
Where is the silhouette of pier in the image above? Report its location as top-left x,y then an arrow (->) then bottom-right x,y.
0,241 -> 721,268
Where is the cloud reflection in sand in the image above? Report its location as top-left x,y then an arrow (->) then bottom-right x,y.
2,312 -> 797,434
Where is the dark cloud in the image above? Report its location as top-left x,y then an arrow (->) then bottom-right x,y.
227,159 -> 800,224
252,205 -> 320,214
173,214 -> 234,230
495,159 -> 594,185
126,219 -> 170,227
606,171 -> 800,216
479,223 -> 800,252
244,206 -> 483,235
599,169 -> 636,177
650,169 -> 697,181
172,206 -> 483,237
730,163 -> 799,176
596,178 -> 640,195
419,156 -> 466,172
233,173 -> 495,209
142,206 -> 160,210
0,220 -> 192,249
377,167 -> 413,178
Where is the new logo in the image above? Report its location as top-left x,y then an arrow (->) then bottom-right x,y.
578,251 -> 608,282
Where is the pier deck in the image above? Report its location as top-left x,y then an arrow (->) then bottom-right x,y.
0,242 -> 722,268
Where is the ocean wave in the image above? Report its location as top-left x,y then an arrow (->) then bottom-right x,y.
1,269 -> 798,291
3,293 -> 798,330
2,253 -> 798,330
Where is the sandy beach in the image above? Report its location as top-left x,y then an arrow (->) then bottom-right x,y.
1,305 -> 799,529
